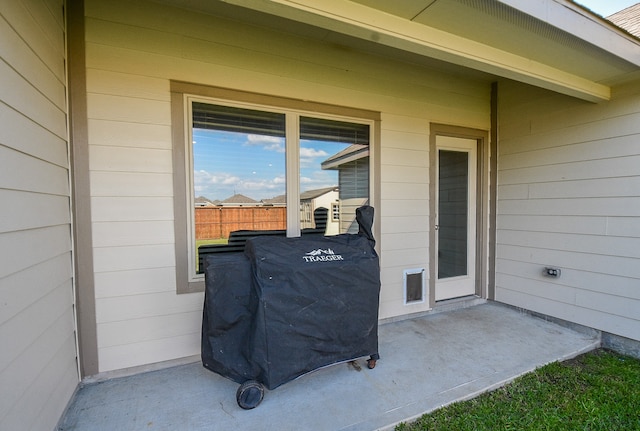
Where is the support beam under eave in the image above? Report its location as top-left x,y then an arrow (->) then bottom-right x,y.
221,0 -> 611,102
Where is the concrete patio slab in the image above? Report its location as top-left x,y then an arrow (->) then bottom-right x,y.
58,302 -> 600,431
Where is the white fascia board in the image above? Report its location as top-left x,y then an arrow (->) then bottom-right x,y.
499,0 -> 640,67
221,0 -> 610,101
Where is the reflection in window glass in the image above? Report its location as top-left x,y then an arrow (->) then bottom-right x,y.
332,203 -> 340,221
191,103 -> 286,272
301,117 -> 369,235
189,101 -> 371,274
438,150 -> 468,279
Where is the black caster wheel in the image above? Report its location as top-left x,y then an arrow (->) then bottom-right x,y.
236,380 -> 265,410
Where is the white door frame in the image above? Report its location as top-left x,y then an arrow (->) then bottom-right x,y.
435,136 -> 477,300
429,124 -> 490,307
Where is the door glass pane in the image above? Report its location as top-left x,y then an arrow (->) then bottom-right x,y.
438,150 -> 468,279
192,102 -> 286,272
300,117 -> 369,236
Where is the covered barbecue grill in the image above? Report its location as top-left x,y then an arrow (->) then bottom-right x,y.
201,206 -> 380,409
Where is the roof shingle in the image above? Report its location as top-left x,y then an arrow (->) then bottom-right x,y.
607,3 -> 640,37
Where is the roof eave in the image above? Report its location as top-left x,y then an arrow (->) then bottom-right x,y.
500,0 -> 640,67
218,0 -> 640,102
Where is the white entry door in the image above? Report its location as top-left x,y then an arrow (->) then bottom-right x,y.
435,136 -> 477,301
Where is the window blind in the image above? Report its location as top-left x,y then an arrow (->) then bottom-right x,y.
300,116 -> 369,144
192,102 -> 285,137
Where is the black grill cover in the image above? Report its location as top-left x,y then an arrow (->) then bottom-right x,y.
202,206 -> 380,390
201,253 -> 258,384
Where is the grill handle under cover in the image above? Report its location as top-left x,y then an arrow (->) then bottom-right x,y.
356,205 -> 375,245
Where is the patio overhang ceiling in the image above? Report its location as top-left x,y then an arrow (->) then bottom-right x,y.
164,0 -> 640,102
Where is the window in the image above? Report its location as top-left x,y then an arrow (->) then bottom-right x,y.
191,102 -> 287,271
332,203 -> 340,221
171,83 -> 378,293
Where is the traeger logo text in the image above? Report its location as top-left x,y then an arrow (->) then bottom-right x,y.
302,248 -> 344,263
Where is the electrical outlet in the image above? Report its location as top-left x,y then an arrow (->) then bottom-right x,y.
544,267 -> 561,277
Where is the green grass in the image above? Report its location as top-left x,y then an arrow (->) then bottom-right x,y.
396,349 -> 640,431
196,238 -> 227,248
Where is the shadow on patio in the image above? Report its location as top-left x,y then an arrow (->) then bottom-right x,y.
58,301 -> 599,431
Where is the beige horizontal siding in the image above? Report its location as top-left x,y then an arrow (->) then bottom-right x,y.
0,254 -> 72,326
0,52 -> 66,138
381,215 -> 431,234
92,244 -> 175,273
90,172 -> 174,197
378,118 -> 430,320
382,231 -> 430,251
92,220 -> 175,248
0,1 -> 77,429
1,190 -> 71,234
90,146 -> 173,173
0,282 -> 74,375
88,119 -> 172,149
94,267 -> 177,299
91,196 -> 174,222
382,164 -> 429,184
499,230 -> 640,259
499,155 -> 640,185
0,1 -> 64,77
87,93 -> 171,125
498,243 -> 640,280
99,332 -> 200,372
497,214 -> 608,235
497,258 -> 639,299
379,117 -> 431,319
500,133 -> 640,168
0,145 -> 70,195
381,182 -> 430,201
496,79 -> 640,342
498,287 -> 640,340
380,200 -> 430,219
0,225 -> 72,280
86,68 -> 170,101
0,103 -> 68,166
607,216 -> 640,237
84,0 -> 489,370
1,324 -> 77,431
97,311 -> 202,349
96,291 -> 202,324
0,14 -> 65,110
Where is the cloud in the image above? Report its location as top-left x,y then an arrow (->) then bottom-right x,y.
300,147 -> 328,158
299,146 -> 329,168
241,179 -> 281,191
300,176 -> 314,184
193,170 -> 240,193
300,168 -> 338,190
246,134 -> 285,153
194,169 -> 287,200
194,170 -> 239,185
